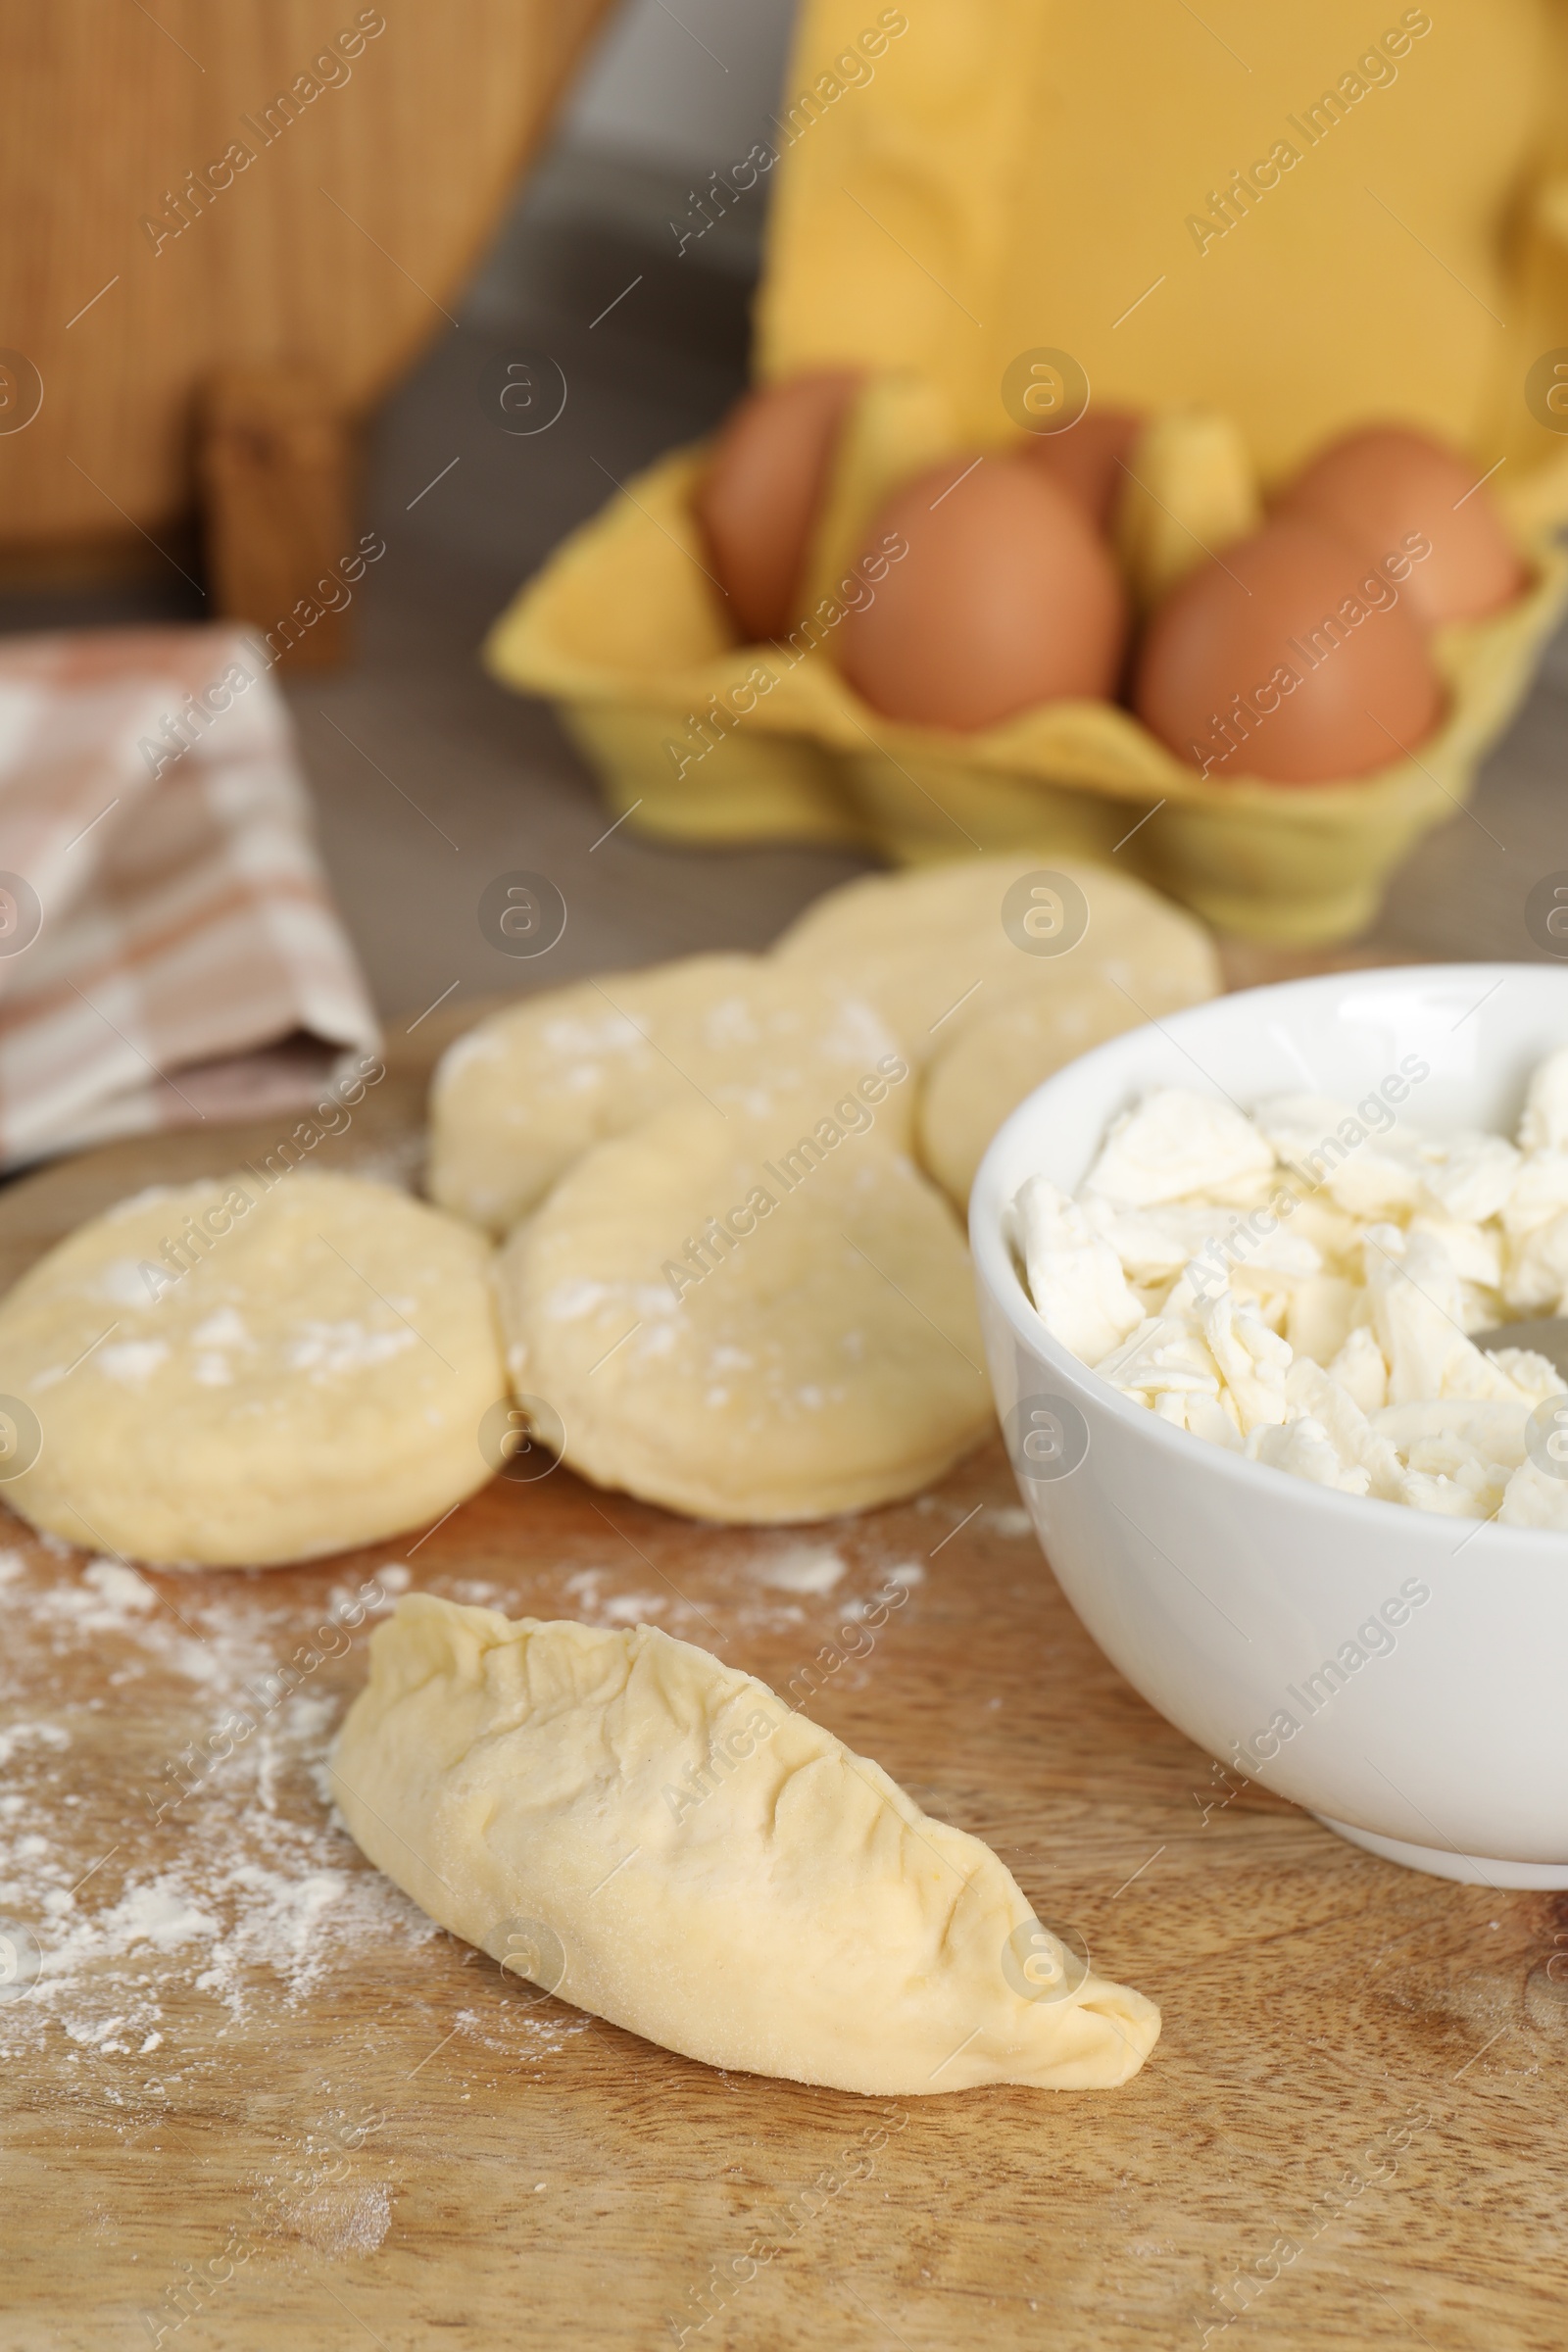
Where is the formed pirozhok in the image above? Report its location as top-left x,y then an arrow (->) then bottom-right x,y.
330,1594 -> 1161,2094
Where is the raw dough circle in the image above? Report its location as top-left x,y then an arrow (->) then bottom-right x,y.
0,1171 -> 507,1566
772,855 -> 1219,1062
496,1102 -> 992,1521
919,967 -> 1209,1206
429,954 -> 907,1236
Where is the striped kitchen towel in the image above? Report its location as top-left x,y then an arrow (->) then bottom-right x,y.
0,625 -> 379,1169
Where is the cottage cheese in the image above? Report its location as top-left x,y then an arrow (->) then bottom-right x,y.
1009,1051 -> 1568,1526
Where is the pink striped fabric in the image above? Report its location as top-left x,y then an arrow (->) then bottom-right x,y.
0,626 -> 379,1169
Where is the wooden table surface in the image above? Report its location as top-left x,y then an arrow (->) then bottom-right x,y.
2,1017 -> 1565,2352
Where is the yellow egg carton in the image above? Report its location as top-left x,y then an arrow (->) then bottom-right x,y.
487,0 -> 1568,944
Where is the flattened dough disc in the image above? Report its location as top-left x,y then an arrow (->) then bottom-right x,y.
919,964 -> 1217,1206
430,954 -> 907,1236
772,855 -> 1219,1063
497,1102 -> 991,1521
0,1171 -> 507,1566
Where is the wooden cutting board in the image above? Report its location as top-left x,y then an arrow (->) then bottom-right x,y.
0,1055 -> 1563,2352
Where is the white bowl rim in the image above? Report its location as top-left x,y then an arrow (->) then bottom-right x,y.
969,958 -> 1568,1557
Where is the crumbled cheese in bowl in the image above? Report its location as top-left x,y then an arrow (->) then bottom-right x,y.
1007,1048 -> 1568,1526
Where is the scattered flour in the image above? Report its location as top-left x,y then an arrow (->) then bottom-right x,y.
98,1341 -> 169,1388
601,1592 -> 666,1624
105,1880 -> 220,1953
0,1720 -> 71,1769
83,1558 -> 156,1611
757,1544 -> 847,1596
562,1568 -> 666,1625
0,1476 -> 971,2108
287,1321 -> 415,1377
0,1547 -> 435,2065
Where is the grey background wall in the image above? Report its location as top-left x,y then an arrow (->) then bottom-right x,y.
566,0 -> 801,178
466,0 -> 803,322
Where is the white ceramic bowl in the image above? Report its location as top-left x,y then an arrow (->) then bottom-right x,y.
970,962 -> 1568,1886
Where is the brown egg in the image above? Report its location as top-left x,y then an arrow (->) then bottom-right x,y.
1134,518 -> 1442,784
1275,424 -> 1523,629
692,370 -> 861,643
836,453 -> 1127,731
1018,408 -> 1144,534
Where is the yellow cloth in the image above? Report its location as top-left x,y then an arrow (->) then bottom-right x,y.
488,0 -> 1568,941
